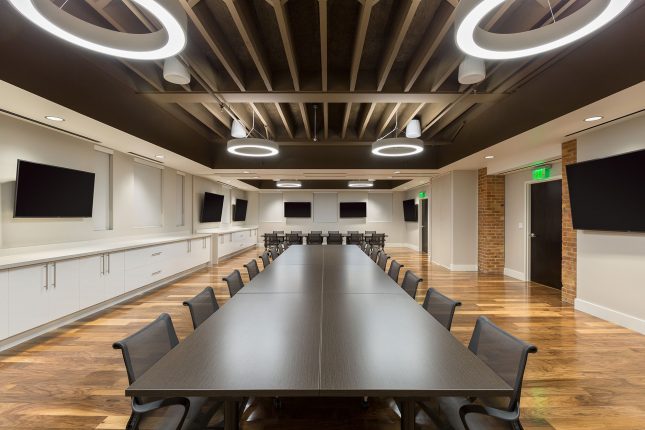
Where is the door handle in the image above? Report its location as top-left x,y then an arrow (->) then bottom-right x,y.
530,233 -> 537,238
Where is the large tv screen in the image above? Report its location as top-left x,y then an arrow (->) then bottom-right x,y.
339,202 -> 366,218
403,199 -> 418,222
233,199 -> 248,221
566,148 -> 645,232
284,202 -> 311,218
201,192 -> 224,222
14,160 -> 95,218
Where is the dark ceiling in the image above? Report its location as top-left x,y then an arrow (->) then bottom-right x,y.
0,0 -> 643,170
241,179 -> 409,189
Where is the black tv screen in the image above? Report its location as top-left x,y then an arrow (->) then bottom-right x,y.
403,199 -> 418,222
14,160 -> 95,218
284,202 -> 311,218
233,199 -> 248,221
201,192 -> 224,222
340,202 -> 366,218
566,148 -> 645,232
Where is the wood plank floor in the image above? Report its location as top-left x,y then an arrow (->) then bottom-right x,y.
1,246 -> 644,429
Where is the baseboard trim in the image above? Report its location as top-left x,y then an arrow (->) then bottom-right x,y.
503,268 -> 526,281
217,244 -> 259,263
0,263 -> 209,352
450,264 -> 478,272
431,260 -> 451,270
575,298 -> 645,335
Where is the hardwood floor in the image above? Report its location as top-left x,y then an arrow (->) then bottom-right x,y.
1,246 -> 644,430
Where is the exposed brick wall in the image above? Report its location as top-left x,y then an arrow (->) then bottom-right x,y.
562,140 -> 577,304
478,168 -> 505,274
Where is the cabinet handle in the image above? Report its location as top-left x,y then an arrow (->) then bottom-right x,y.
43,265 -> 48,289
107,254 -> 110,274
152,270 -> 162,276
53,263 -> 56,288
101,255 -> 105,275
203,238 -> 206,249
152,252 -> 162,257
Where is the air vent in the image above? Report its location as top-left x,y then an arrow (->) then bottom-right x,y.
303,172 -> 348,177
128,152 -> 164,164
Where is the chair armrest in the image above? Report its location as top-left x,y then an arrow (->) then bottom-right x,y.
132,397 -> 191,430
459,403 -> 520,430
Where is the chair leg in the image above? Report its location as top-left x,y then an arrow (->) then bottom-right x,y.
126,412 -> 140,430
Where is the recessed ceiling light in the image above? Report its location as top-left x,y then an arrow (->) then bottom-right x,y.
45,115 -> 64,122
155,155 -> 164,159
394,171 -> 401,174
485,155 -> 494,159
9,0 -> 188,60
243,171 -> 250,174
584,116 -> 603,122
253,176 -> 259,179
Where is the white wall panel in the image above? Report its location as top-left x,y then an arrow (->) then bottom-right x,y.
313,193 -> 338,223
259,193 -> 283,223
132,162 -> 163,228
92,150 -> 112,231
367,193 -> 392,223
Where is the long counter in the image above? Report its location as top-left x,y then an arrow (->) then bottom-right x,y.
196,226 -> 259,263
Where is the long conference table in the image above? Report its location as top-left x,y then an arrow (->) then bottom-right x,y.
126,245 -> 511,429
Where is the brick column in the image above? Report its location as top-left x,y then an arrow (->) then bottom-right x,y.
478,168 -> 505,274
561,140 -> 577,304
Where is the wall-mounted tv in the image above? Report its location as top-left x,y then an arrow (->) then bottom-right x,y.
403,199 -> 418,222
340,202 -> 366,218
14,160 -> 95,218
233,198 -> 248,222
566,148 -> 645,232
284,202 -> 311,218
201,192 -> 224,222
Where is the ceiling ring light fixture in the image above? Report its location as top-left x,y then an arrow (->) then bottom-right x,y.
372,110 -> 424,157
227,109 -> 279,157
455,0 -> 632,60
348,180 -> 374,188
276,180 -> 302,188
8,0 -> 187,60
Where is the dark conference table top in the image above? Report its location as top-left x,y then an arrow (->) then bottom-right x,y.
127,245 -> 510,400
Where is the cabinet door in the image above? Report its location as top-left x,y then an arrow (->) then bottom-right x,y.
105,252 -> 125,299
49,259 -> 80,320
79,255 -> 106,308
0,270 -> 8,339
9,264 -> 50,335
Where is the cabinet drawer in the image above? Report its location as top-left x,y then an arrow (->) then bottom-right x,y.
124,245 -> 166,270
124,262 -> 167,292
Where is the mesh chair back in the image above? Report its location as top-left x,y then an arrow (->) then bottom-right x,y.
183,288 -> 219,329
223,269 -> 244,297
328,231 -> 339,235
269,246 -> 280,260
264,233 -> 280,248
401,270 -> 422,299
372,233 -> 385,248
469,316 -> 538,411
365,230 -> 376,235
369,247 -> 380,262
348,233 -> 364,245
387,260 -> 404,283
273,230 -> 284,234
362,243 -> 371,255
310,230 -> 322,234
260,251 -> 271,269
376,252 -> 390,271
327,233 -> 342,245
308,233 -> 323,245
113,313 -> 179,385
422,288 -> 461,330
286,233 -> 301,245
244,259 -> 260,280
347,230 -> 359,235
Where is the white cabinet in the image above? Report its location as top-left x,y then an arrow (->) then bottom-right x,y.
105,252 -> 125,299
191,237 -> 210,266
49,259 -> 80,321
0,271 -> 8,340
8,264 -> 49,336
79,255 -> 106,309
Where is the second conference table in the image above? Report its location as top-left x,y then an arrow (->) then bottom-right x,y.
127,245 -> 511,429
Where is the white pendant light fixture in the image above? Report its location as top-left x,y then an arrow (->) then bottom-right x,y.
163,57 -> 191,85
276,180 -> 302,188
458,56 -> 486,84
9,0 -> 187,60
454,0 -> 632,60
231,119 -> 247,138
405,119 -> 421,138
372,110 -> 423,157
227,110 -> 279,157
348,180 -> 374,188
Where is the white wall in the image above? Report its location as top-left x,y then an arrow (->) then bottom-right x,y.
574,114 -> 645,334
192,177 -> 252,231
430,171 -> 478,271
256,190 -> 407,245
504,163 -> 562,280
0,114 -> 192,248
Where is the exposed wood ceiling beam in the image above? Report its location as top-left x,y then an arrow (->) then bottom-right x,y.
143,92 -> 505,104
300,103 -> 312,139
398,103 -> 425,130
222,0 -> 272,91
377,0 -> 421,91
179,103 -> 229,138
275,103 -> 295,139
358,103 -> 377,139
421,90 -> 473,135
376,102 -> 402,138
270,0 -> 299,91
341,103 -> 352,139
323,103 -> 329,139
350,0 -> 379,91
319,0 -> 328,91
250,103 -> 276,138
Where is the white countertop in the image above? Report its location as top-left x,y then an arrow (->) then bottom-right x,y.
0,233 -> 211,271
196,226 -> 258,234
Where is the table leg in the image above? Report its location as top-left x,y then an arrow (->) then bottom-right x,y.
400,399 -> 415,430
224,399 -> 240,430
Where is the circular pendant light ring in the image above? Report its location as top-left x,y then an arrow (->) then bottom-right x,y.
455,0 -> 632,60
227,138 -> 279,157
372,138 -> 424,157
9,0 -> 187,60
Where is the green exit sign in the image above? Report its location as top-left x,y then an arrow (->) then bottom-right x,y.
419,191 -> 427,198
532,166 -> 551,180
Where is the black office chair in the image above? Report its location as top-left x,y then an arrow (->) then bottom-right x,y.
264,233 -> 280,249
369,247 -> 380,262
376,252 -> 390,271
260,251 -> 271,269
422,316 -> 537,430
223,270 -> 244,298
364,230 -> 376,244
244,259 -> 260,280
310,230 -> 322,234
347,233 -> 364,246
113,314 -> 221,430
401,270 -> 422,300
308,233 -> 323,245
286,233 -> 301,245
269,246 -> 280,260
387,260 -> 404,283
183,287 -> 219,330
422,288 -> 462,331
279,242 -> 288,253
327,233 -> 343,245
362,243 -> 372,255
273,230 -> 284,234
372,233 -> 386,249
328,230 -> 339,235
